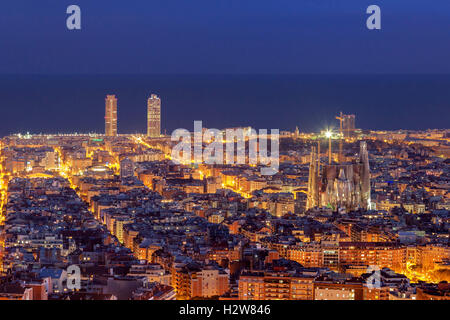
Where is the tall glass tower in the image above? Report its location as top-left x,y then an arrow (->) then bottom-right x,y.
105,95 -> 117,136
147,94 -> 161,137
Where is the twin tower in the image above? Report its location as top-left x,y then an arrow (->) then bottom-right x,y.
105,94 -> 161,137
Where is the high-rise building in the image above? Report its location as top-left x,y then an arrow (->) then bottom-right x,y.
147,94 -> 161,137
105,95 -> 117,136
342,114 -> 356,138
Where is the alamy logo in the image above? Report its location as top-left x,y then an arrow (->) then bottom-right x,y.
66,264 -> 81,290
365,265 -> 381,289
64,5 -> 380,32
366,5 -> 381,30
171,121 -> 279,175
66,5 -> 81,30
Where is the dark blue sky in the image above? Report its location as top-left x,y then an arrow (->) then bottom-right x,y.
0,0 -> 449,74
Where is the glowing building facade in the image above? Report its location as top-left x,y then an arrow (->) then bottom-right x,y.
342,114 -> 356,138
105,95 -> 118,136
307,141 -> 371,212
147,94 -> 161,137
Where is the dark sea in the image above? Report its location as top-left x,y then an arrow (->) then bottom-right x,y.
0,74 -> 449,136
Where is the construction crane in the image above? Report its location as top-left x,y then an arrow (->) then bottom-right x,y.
335,112 -> 344,163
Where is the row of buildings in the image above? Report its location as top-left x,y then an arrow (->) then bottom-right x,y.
0,123 -> 449,300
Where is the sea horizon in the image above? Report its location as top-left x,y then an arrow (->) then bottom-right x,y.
1,74 -> 449,136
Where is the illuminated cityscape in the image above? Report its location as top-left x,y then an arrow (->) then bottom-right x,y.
1,2 -> 449,317
0,99 -> 448,301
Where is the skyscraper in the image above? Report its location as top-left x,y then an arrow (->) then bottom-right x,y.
105,95 -> 117,136
342,114 -> 356,138
147,94 -> 161,137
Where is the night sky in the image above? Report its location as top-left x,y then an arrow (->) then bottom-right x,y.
0,1 -> 449,135
0,0 -> 449,74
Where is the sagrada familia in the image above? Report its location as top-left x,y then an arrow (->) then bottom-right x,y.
307,141 -> 371,212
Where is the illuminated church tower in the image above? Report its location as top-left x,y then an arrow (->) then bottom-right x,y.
359,141 -> 371,209
307,141 -> 371,212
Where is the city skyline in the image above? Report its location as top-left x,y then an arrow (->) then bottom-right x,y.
1,74 -> 449,137
0,0 -> 449,306
1,122 -> 448,301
